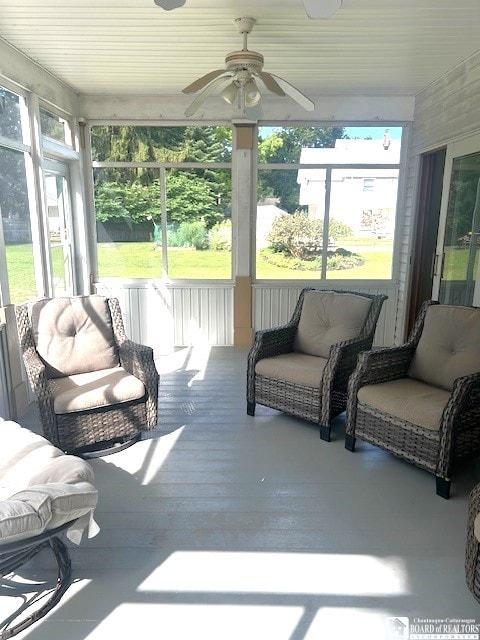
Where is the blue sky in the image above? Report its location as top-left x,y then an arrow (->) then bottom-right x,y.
344,126 -> 402,140
259,126 -> 403,140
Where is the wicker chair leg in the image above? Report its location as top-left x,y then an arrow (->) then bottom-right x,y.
319,425 -> 331,442
247,401 -> 255,416
436,476 -> 451,499
345,434 -> 356,451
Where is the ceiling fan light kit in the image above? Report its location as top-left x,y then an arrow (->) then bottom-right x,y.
220,83 -> 238,106
302,0 -> 343,19
153,0 -> 186,10
182,16 -> 315,117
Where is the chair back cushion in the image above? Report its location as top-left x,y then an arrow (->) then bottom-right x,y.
293,290 -> 372,358
408,305 -> 480,390
30,296 -> 119,378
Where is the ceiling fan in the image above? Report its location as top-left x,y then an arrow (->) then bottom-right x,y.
154,0 -> 343,19
181,17 -> 315,117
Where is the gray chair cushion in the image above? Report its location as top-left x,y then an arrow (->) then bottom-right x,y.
48,366 -> 146,414
255,352 -> 328,388
408,305 -> 480,391
31,296 -> 119,378
294,291 -> 372,358
357,378 -> 451,430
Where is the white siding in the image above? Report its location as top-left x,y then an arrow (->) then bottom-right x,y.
96,281 -> 233,353
396,50 -> 480,342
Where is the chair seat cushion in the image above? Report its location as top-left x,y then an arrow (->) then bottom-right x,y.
0,419 -> 98,545
357,378 -> 451,431
48,366 -> 146,414
255,352 -> 328,388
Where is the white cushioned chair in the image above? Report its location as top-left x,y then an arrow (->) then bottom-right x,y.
0,418 -> 98,637
345,301 -> 480,498
15,295 -> 159,455
247,288 -> 387,441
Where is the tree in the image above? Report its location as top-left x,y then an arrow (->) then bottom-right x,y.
257,126 -> 345,213
0,89 -> 31,243
166,172 -> 222,227
91,125 -> 232,229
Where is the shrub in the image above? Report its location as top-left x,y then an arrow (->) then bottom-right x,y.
329,219 -> 353,239
209,220 -> 232,251
267,212 -> 323,260
260,247 -> 364,271
175,221 -> 208,250
267,212 -> 353,259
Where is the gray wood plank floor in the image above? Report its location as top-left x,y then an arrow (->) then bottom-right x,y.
3,346 -> 480,639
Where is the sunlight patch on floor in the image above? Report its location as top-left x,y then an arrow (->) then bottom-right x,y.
306,607 -> 395,640
185,341 -> 211,384
87,602 -> 304,640
95,428 -> 185,483
137,551 -> 409,596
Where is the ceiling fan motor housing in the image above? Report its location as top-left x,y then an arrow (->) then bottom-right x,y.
225,50 -> 264,73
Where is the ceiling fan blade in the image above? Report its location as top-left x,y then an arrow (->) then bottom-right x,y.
154,0 -> 186,9
182,69 -> 228,94
184,75 -> 233,117
255,71 -> 285,96
302,0 -> 342,19
267,73 -> 315,111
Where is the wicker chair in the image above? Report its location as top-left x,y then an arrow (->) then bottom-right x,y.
345,301 -> 480,498
466,483 -> 480,603
247,288 -> 387,441
15,295 -> 159,456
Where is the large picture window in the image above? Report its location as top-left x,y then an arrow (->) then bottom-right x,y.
256,126 -> 402,280
0,87 -> 36,304
91,125 -> 232,280
0,146 -> 35,303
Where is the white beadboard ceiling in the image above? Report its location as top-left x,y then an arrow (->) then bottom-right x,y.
0,0 -> 479,98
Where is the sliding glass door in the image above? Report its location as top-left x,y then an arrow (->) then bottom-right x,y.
432,134 -> 480,306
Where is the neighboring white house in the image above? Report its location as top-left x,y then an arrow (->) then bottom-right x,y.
297,136 -> 401,237
256,200 -> 287,248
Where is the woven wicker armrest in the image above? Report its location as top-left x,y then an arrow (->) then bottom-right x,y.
440,371 -> 480,435
22,348 -> 58,444
248,323 -> 298,363
22,347 -> 49,397
328,335 -> 373,373
352,344 -> 416,387
118,339 -> 156,382
119,339 -> 159,430
468,483 -> 480,529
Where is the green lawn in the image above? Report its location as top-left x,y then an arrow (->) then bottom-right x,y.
97,244 -> 232,279
8,240 -> 475,303
97,242 -> 395,280
443,247 -> 479,280
4,244 -> 37,304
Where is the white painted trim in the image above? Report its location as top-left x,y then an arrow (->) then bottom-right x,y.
80,94 -> 415,123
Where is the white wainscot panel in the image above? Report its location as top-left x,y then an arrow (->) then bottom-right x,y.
96,281 -> 234,352
253,283 -> 399,347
